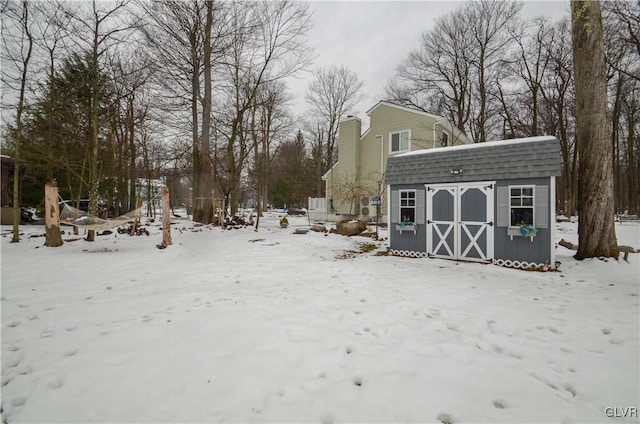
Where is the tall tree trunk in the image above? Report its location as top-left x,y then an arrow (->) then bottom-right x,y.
571,0 -> 619,259
12,0 -> 33,243
190,26 -> 201,223
194,0 -> 214,224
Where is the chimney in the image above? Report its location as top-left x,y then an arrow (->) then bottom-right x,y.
337,115 -> 362,171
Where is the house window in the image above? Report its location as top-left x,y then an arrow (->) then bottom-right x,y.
390,130 -> 410,153
509,186 -> 534,226
400,190 -> 416,223
441,132 -> 449,147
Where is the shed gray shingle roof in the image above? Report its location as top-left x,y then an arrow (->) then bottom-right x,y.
385,136 -> 562,185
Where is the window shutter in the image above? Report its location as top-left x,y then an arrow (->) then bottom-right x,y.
391,190 -> 400,223
416,189 -> 425,224
535,185 -> 548,228
497,186 -> 508,227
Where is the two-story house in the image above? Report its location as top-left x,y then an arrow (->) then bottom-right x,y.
321,101 -> 471,223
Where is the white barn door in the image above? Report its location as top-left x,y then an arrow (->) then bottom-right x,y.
427,182 -> 494,263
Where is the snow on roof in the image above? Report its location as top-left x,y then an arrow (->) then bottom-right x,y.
396,136 -> 557,157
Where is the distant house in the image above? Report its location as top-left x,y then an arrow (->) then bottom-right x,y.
321,101 -> 471,223
385,136 -> 563,270
1,155 -> 25,225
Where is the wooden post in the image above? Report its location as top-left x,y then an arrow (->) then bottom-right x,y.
130,197 -> 141,236
162,186 -> 172,248
44,181 -> 63,247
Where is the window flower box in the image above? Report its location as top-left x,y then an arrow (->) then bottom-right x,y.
507,225 -> 537,241
396,222 -> 416,234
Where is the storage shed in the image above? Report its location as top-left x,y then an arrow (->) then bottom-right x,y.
385,136 -> 563,269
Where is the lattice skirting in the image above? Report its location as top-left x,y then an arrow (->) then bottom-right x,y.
389,249 -> 428,258
388,251 -> 547,270
493,258 -> 546,270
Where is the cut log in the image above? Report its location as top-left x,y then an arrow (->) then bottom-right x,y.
44,182 -> 63,247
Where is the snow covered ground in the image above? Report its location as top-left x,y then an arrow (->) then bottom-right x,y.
1,213 -> 638,423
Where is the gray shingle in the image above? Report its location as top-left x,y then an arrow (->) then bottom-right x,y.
386,137 -> 562,185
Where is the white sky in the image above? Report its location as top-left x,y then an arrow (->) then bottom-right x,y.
288,0 -> 571,128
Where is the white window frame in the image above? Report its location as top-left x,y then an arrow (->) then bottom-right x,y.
508,185 -> 535,227
389,129 -> 411,153
399,189 -> 416,224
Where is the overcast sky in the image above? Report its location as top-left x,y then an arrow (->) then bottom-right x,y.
287,0 -> 571,128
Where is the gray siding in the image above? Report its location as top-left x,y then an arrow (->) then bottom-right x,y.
493,178 -> 553,265
389,184 -> 427,254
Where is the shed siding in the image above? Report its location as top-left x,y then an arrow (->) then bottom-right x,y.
389,184 -> 427,254
493,178 -> 553,265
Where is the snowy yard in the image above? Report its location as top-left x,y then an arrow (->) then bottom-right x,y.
1,213 -> 638,423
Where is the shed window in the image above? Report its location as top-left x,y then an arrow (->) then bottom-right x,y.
400,190 -> 416,223
510,186 -> 534,226
390,130 -> 410,153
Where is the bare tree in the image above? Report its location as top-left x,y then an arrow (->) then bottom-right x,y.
31,0 -> 73,181
540,18 -> 578,217
249,80 -> 292,229
1,0 -> 34,243
387,7 -> 473,134
305,64 -> 364,185
220,0 -> 312,217
603,1 -> 640,215
571,0 -> 619,259
386,0 -> 521,142
464,0 -> 522,142
62,0 -> 136,240
603,0 -> 640,82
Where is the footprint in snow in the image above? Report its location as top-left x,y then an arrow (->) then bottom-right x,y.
7,321 -> 20,328
11,396 -> 27,407
47,375 -> 63,390
320,412 -> 336,424
564,383 -> 577,397
492,399 -> 507,409
601,327 -> 611,335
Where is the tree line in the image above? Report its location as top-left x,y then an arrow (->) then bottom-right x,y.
385,0 -> 639,217
1,0 -> 321,234
1,0 -> 638,244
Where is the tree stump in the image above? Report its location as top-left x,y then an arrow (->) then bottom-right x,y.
44,182 -> 63,247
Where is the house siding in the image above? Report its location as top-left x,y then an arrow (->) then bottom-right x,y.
324,102 -> 471,221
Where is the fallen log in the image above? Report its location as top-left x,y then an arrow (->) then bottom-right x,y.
559,239 -> 577,250
559,239 -> 635,262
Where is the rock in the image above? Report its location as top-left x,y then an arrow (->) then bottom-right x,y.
336,219 -> 367,236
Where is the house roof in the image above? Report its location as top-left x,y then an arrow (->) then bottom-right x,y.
385,136 -> 562,185
366,100 -> 444,120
